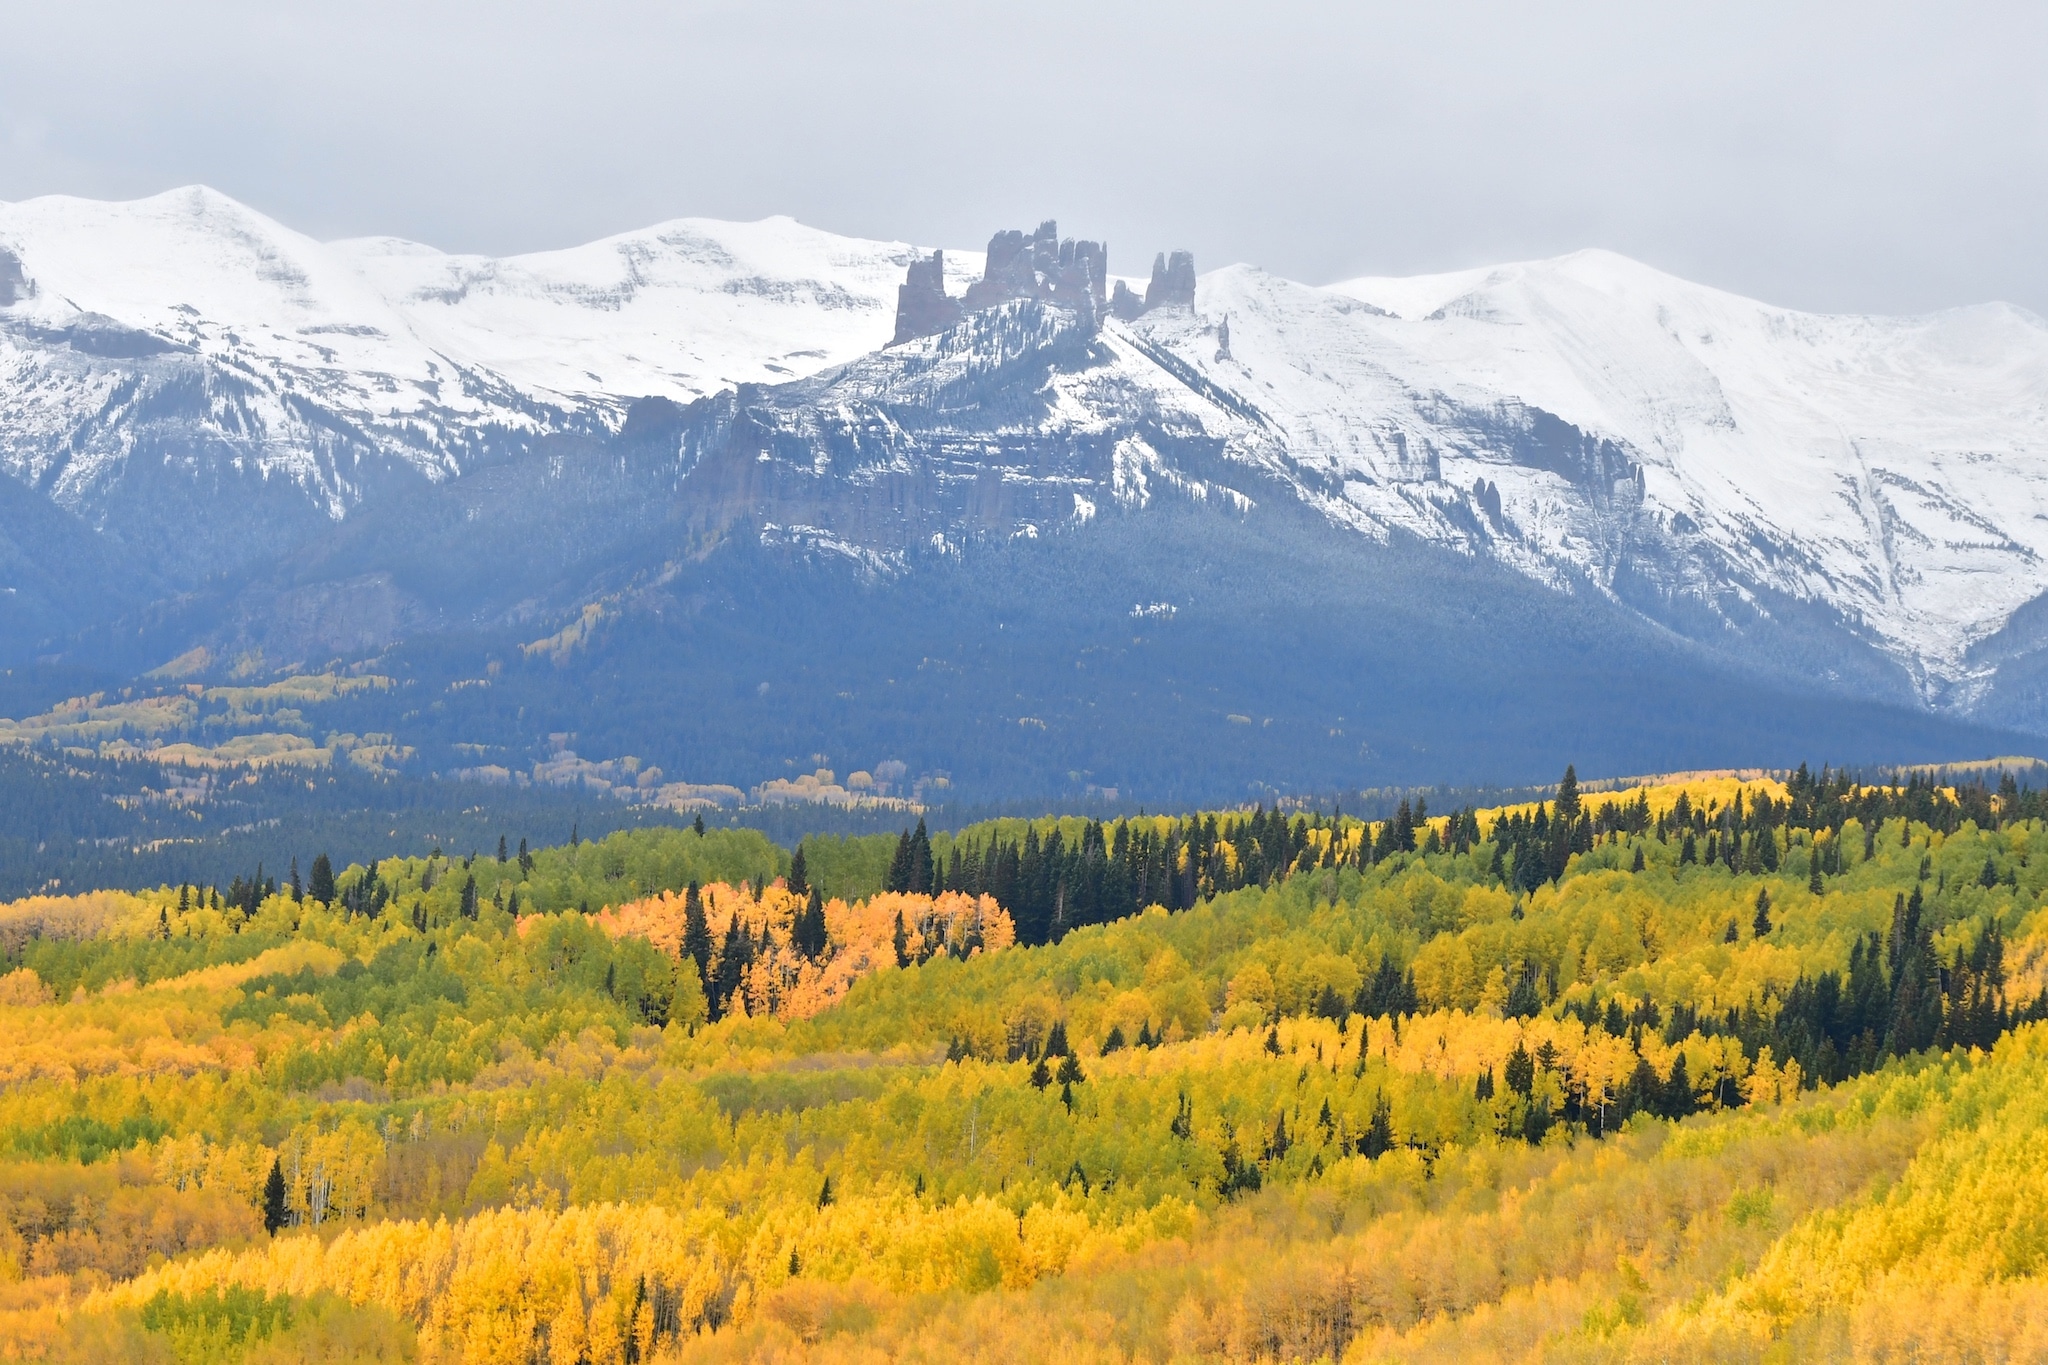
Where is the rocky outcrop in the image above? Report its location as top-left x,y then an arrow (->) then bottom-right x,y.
965,220 -> 1107,316
1110,252 -> 1198,321
0,248 -> 23,308
1145,250 -> 1197,311
892,220 -> 1110,344
889,221 -> 1202,344
891,250 -> 963,346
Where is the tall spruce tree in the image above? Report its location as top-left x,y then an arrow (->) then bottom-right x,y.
307,853 -> 335,904
795,887 -> 828,961
262,1157 -> 289,1234
681,882 -> 711,985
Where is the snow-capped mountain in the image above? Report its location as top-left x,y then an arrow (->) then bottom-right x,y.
1319,254 -> 2048,706
2,186 -> 2046,741
0,186 -> 967,527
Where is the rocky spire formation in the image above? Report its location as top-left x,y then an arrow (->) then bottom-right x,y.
1109,249 -> 1198,321
1145,250 -> 1197,311
894,219 -> 1155,345
890,249 -> 963,346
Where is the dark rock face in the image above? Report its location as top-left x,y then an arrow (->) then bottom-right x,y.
1110,279 -> 1144,321
0,249 -> 22,308
962,220 -> 1107,316
891,220 -> 1110,345
1145,250 -> 1197,311
890,250 -> 963,346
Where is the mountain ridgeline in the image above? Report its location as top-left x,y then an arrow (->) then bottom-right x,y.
0,191 -> 2045,801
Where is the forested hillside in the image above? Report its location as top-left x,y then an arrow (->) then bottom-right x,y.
4,767 -> 2048,1361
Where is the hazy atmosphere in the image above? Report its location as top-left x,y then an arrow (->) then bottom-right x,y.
4,1 -> 2045,314
11,6 -> 2048,1362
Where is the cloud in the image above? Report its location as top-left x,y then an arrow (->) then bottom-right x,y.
2,0 -> 2043,315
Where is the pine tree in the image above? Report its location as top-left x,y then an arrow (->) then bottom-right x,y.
816,1175 -> 834,1208
1100,1024 -> 1126,1054
288,858 -> 302,901
497,836 -> 508,863
1631,845 -> 1646,873
1810,854 -> 1825,896
1028,1057 -> 1052,1089
909,818 -> 934,894
795,887 -> 828,961
262,1157 -> 289,1234
307,853 -> 335,904
1504,1041 -> 1535,1096
886,830 -> 912,893
1362,1095 -> 1394,1158
1044,1020 -> 1070,1057
519,838 -> 532,874
1556,764 -> 1581,823
693,813 -> 705,836
710,915 -> 752,1019
460,876 -> 479,920
681,883 -> 711,984
1753,887 -> 1773,938
787,844 -> 810,898
1663,1054 -> 1696,1118
1267,1111 -> 1290,1159
892,909 -> 909,968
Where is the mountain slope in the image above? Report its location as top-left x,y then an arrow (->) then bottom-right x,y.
1326,252 -> 2048,700
0,189 -> 2045,783
0,187 -> 967,595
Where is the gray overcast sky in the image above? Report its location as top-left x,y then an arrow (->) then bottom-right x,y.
3,1 -> 2044,316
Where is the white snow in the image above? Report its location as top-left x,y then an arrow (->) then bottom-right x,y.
4,188 -> 2046,696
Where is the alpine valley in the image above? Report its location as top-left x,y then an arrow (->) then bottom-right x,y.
1,185 -> 2044,808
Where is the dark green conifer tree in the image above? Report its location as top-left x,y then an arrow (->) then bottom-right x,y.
908,818 -> 934,894
794,887 -> 828,961
681,882 -> 711,984
307,854 -> 335,904
710,915 -> 752,1020
1663,1054 -> 1695,1118
262,1158 -> 289,1234
1362,1095 -> 1393,1158
1504,1041 -> 1535,1096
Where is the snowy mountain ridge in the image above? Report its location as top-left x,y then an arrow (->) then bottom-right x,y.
3,187 -> 2047,727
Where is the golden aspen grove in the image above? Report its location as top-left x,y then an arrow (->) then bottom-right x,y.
5,767 -> 2048,1362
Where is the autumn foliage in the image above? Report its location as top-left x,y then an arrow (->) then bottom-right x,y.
584,883 -> 1013,1020
3,770 -> 2048,1360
